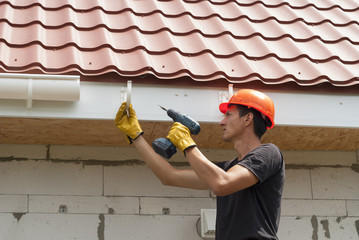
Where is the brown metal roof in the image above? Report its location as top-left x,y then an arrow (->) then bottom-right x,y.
0,0 -> 358,86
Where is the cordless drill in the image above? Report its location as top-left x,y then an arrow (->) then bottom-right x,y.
152,106 -> 201,159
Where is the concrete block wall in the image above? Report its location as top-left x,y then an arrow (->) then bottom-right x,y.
0,144 -> 358,240
281,151 -> 359,240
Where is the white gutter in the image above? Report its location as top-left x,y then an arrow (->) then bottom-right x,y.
0,73 -> 358,128
0,73 -> 80,109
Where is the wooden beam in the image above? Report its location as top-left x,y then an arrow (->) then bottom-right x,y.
0,117 -> 358,151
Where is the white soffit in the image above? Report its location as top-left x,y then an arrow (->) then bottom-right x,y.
0,76 -> 358,128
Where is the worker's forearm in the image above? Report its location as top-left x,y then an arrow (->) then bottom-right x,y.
132,136 -> 208,190
133,136 -> 176,185
185,147 -> 227,193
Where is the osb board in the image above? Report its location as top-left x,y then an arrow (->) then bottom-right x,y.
0,117 -> 358,151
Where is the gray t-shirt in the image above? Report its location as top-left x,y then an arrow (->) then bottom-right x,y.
215,143 -> 285,240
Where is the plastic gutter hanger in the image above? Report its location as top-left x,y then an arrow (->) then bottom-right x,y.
120,80 -> 132,116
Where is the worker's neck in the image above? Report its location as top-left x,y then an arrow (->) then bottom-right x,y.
233,136 -> 261,160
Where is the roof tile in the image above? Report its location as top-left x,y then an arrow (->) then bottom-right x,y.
0,0 -> 358,86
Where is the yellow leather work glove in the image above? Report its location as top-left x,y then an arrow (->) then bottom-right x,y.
167,122 -> 196,153
115,102 -> 143,144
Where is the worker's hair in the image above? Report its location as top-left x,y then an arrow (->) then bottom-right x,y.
236,105 -> 267,139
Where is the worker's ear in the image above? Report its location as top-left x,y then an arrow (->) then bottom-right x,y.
244,112 -> 254,126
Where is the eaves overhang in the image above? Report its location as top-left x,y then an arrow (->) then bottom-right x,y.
0,73 -> 358,153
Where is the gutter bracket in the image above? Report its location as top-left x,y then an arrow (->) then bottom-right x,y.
26,78 -> 33,109
218,84 -> 234,104
120,80 -> 132,115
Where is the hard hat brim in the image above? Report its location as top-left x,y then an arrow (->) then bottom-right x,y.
219,102 -> 230,114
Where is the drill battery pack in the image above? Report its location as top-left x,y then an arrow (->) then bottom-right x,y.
152,137 -> 177,159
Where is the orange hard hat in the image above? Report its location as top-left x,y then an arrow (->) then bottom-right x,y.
219,89 -> 275,129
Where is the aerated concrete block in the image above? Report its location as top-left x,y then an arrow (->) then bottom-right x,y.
0,213 -> 100,240
0,195 -> 28,213
347,200 -> 359,217
278,216 -> 359,240
282,169 -> 312,199
29,196 -> 139,214
281,199 -> 346,217
104,215 -> 203,240
104,165 -> 210,197
0,160 -> 102,195
140,197 -> 216,215
312,167 -> 359,200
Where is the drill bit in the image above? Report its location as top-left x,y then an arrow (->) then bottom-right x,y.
158,105 -> 168,112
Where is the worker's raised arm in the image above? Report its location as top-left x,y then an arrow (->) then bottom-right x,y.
115,103 -> 208,190
166,122 -> 259,196
133,136 -> 208,190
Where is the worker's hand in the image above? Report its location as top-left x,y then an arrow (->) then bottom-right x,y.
115,102 -> 143,144
167,122 -> 196,153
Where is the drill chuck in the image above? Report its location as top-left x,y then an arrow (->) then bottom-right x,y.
159,106 -> 201,135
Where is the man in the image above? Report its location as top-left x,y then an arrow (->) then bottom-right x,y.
115,89 -> 285,240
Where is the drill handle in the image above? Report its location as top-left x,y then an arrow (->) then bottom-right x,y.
180,114 -> 201,135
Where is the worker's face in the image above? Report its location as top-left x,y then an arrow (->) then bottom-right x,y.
220,105 -> 246,142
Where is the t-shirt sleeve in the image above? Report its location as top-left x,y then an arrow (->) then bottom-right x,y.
238,144 -> 283,183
